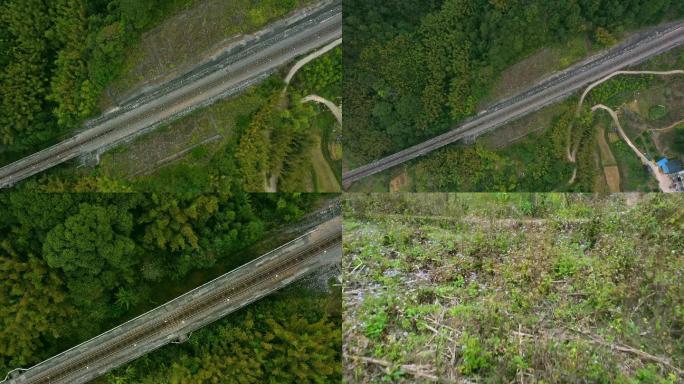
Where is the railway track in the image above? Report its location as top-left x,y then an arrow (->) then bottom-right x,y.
8,218 -> 341,384
343,20 -> 684,186
0,1 -> 342,189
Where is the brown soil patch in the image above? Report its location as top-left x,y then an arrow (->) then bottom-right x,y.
597,125 -> 617,166
603,165 -> 621,192
389,171 -> 409,192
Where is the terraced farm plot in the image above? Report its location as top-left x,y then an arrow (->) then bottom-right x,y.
343,194 -> 684,383
596,124 -> 620,192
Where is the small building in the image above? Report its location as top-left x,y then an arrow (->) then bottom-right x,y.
657,158 -> 682,174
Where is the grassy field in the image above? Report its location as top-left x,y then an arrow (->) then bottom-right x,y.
610,140 -> 656,192
343,193 -> 684,383
482,36 -> 590,107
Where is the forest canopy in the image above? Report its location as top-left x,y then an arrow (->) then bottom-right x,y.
103,290 -> 342,384
0,0 -> 194,162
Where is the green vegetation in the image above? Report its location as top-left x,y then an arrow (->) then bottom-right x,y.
1,0 -> 325,193
345,0 -> 684,192
344,193 -> 684,382
0,192 -> 325,378
610,139 -> 654,191
344,0 -> 684,166
649,105 -> 668,121
408,110 -> 576,192
100,287 -> 342,384
292,46 -> 342,103
673,125 -> 684,154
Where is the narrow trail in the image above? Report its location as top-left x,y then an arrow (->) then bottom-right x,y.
592,104 -> 674,192
576,70 -> 684,114
648,117 -> 684,132
284,38 -> 342,87
567,69 -> 684,185
264,173 -> 278,192
263,38 -> 341,191
301,94 -> 342,124
567,167 -> 577,186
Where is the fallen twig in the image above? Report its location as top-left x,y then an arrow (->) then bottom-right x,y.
570,328 -> 684,377
349,355 -> 444,382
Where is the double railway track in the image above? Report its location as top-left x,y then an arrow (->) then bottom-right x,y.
0,1 -> 342,189
9,219 -> 341,384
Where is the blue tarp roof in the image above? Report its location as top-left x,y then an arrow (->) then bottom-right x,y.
657,158 -> 683,174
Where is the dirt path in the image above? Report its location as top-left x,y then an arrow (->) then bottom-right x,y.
592,104 -> 674,192
284,38 -> 342,86
567,167 -> 577,186
648,117 -> 684,132
577,70 -> 684,114
264,173 -> 278,192
301,94 -> 342,124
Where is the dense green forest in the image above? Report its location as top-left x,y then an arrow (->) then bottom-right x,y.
0,0 -> 198,163
344,193 -> 684,382
0,191 -> 324,378
100,288 -> 342,384
344,0 -> 684,166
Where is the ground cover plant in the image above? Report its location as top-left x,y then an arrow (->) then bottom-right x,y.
344,0 -> 684,169
343,193 -> 684,383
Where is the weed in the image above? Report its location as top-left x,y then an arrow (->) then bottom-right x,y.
365,310 -> 388,339
459,334 -> 491,375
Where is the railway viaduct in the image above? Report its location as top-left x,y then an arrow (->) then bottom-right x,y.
3,215 -> 342,384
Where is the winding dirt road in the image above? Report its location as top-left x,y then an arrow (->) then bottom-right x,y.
576,70 -> 684,113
